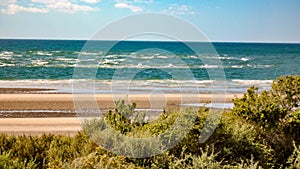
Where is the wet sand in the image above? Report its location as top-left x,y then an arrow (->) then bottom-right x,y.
0,88 -> 242,135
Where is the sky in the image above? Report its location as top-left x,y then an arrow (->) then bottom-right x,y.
0,0 -> 300,42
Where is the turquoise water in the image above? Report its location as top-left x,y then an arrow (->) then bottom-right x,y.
0,39 -> 299,93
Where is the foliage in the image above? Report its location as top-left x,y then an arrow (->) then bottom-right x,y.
232,75 -> 300,168
284,110 -> 300,142
286,143 -> 300,169
0,152 -> 37,169
105,100 -> 137,134
232,75 -> 300,131
0,132 -> 97,168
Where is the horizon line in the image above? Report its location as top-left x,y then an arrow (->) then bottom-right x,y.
1,37 -> 300,44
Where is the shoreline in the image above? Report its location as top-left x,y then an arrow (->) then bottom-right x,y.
0,87 -> 242,135
0,87 -> 242,117
0,93 -> 240,110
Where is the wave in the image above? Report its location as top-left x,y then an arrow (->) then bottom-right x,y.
241,57 -> 250,61
0,63 -> 15,67
31,60 -> 49,66
36,51 -> 53,56
80,51 -> 103,56
0,79 -> 272,84
207,56 -> 238,60
231,79 -> 273,84
55,58 -> 78,62
157,55 -> 168,59
0,79 -> 273,95
0,51 -> 13,60
200,64 -> 219,68
0,51 -> 13,56
0,61 -> 275,69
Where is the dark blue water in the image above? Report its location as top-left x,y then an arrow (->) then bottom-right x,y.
0,39 -> 299,81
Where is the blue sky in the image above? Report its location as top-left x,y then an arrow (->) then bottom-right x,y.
0,0 -> 300,42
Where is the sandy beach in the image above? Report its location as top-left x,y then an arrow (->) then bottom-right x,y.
0,88 -> 242,135
0,118 -> 81,136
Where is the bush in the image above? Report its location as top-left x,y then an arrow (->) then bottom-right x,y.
232,75 -> 300,167
0,152 -> 37,169
284,110 -> 300,142
286,143 -> 300,169
232,75 -> 300,131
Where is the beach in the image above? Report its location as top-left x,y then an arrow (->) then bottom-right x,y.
1,40 -> 298,136
0,87 -> 242,135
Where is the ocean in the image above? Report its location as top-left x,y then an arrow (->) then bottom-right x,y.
0,39 -> 299,94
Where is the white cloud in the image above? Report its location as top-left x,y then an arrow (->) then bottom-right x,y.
80,0 -> 100,4
46,1 -> 99,13
115,0 -> 153,4
114,2 -> 142,13
1,4 -> 48,14
133,0 -> 154,4
164,4 -> 195,15
0,0 -> 99,14
0,0 -> 17,6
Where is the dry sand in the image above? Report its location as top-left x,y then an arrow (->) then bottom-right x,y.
0,88 -> 242,135
0,118 -> 81,136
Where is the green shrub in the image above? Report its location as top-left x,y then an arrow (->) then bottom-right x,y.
0,152 -> 37,169
284,110 -> 300,142
105,100 -> 136,134
232,85 -> 287,130
286,143 -> 300,169
232,75 -> 300,131
167,146 -> 222,169
65,151 -> 141,169
231,75 -> 300,167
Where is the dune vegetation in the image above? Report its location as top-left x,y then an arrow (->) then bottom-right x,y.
1,75 -> 300,168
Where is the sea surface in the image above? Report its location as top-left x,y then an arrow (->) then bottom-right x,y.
0,39 -> 299,94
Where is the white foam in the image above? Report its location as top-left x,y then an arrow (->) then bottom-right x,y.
104,55 -> 119,58
80,51 -> 103,56
102,59 -> 119,65
31,60 -> 49,66
167,63 -> 175,67
255,64 -> 274,68
55,58 -> 78,62
200,64 -> 220,68
140,56 -> 154,59
0,63 -> 15,67
0,51 -> 13,60
241,57 -> 250,61
157,55 -> 168,59
36,51 -> 52,56
0,80 -> 72,90
0,79 -> 273,95
231,65 -> 244,68
220,56 -> 238,60
232,79 -> 273,84
189,55 -> 198,59
205,55 -> 238,60
0,51 -> 13,57
181,103 -> 234,109
79,58 -> 97,62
